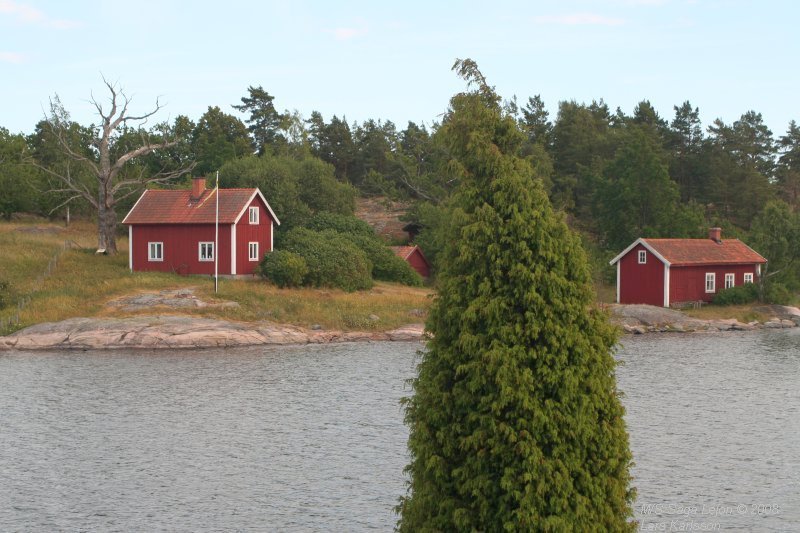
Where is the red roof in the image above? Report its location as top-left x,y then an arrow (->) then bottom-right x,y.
391,245 -> 417,260
611,237 -> 766,267
391,245 -> 430,264
122,188 -> 280,225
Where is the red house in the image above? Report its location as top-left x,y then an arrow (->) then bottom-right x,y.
391,245 -> 431,279
609,228 -> 766,307
122,177 -> 280,276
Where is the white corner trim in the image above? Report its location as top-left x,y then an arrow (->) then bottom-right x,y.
270,220 -> 274,252
231,224 -> 237,275
663,264 -> 670,307
616,261 -> 621,304
129,225 -> 133,272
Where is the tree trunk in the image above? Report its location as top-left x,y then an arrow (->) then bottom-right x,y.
97,182 -> 118,255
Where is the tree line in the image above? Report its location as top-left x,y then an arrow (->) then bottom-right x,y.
2,79 -> 800,294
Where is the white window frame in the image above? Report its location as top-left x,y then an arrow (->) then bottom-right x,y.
705,272 -> 716,293
198,242 -> 214,262
638,250 -> 647,264
248,242 -> 259,262
249,206 -> 259,225
744,273 -> 754,284
148,242 -> 163,262
724,273 -> 735,289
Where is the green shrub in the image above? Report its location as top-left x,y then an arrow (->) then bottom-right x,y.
346,234 -> 423,286
305,212 -> 423,286
258,250 -> 308,288
765,282 -> 792,305
281,227 -> 373,292
305,212 -> 376,238
713,282 -> 759,305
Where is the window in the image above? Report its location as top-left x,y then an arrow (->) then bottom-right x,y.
725,273 -> 735,289
148,242 -> 163,261
744,273 -> 754,284
249,206 -> 259,224
199,242 -> 214,262
705,272 -> 716,293
638,250 -> 647,264
249,242 -> 259,261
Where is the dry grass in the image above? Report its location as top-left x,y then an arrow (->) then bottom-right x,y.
683,304 -> 770,324
593,282 -> 616,304
1,220 -> 432,333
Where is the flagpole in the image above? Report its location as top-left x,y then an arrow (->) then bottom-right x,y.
214,170 -> 219,294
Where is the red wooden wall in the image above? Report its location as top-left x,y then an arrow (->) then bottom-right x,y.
670,264 -> 759,304
234,197 -> 273,275
131,223 -> 231,275
406,248 -> 431,279
618,244 -> 665,306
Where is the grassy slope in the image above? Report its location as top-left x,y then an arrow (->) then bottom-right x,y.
0,221 -> 432,334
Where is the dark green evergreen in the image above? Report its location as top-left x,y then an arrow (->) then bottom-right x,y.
398,60 -> 634,531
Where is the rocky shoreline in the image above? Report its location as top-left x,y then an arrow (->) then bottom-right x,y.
0,316 -> 425,351
609,304 -> 800,334
2,303 -> 799,352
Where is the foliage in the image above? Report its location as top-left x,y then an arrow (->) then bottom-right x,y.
219,154 -> 355,231
712,283 -> 759,305
305,211 -> 375,237
398,60 -> 634,531
0,129 -> 38,219
296,158 -> 357,215
594,125 -> 683,250
232,85 -> 289,155
765,282 -> 792,305
258,250 -> 308,288
191,106 -> 253,175
749,200 -> 800,290
305,212 -> 422,285
280,227 -> 373,292
346,234 -> 422,286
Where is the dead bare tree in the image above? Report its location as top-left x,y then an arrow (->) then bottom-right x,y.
34,79 -> 194,255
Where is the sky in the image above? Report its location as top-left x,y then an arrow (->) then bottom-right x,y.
2,0 -> 799,138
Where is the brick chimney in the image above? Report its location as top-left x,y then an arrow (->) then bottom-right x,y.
191,177 -> 206,200
709,227 -> 722,243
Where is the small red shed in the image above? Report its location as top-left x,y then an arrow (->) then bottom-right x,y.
122,177 -> 280,276
391,245 -> 431,279
609,228 -> 766,307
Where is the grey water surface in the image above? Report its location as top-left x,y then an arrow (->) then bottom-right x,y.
0,330 -> 798,531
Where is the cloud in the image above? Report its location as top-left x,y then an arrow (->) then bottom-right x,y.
332,26 -> 368,41
0,0 -> 80,28
624,0 -> 667,5
533,12 -> 626,26
0,51 -> 25,63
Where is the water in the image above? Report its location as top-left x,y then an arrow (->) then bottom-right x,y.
0,343 -> 417,532
617,330 -> 800,531
0,331 -> 798,531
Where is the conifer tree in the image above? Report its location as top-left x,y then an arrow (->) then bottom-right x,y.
397,60 -> 635,532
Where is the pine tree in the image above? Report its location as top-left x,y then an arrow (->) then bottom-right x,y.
398,60 -> 635,532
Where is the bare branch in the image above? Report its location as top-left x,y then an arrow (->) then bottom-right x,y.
111,161 -> 195,195
47,194 -> 84,215
27,158 -> 99,209
108,139 -> 180,182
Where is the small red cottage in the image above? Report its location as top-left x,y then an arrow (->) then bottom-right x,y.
391,245 -> 431,279
122,177 -> 280,276
609,228 -> 766,307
